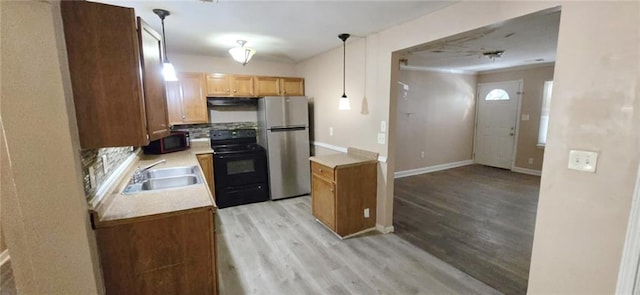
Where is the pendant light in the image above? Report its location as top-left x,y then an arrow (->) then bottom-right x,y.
229,40 -> 256,66
153,9 -> 178,81
338,33 -> 351,110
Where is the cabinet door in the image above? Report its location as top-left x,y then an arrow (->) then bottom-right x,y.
312,173 -> 336,230
206,74 -> 231,96
254,76 -> 281,96
281,77 -> 304,96
137,17 -> 170,141
61,1 -> 148,148
231,75 -> 255,96
179,73 -> 208,123
197,153 -> 215,201
165,81 -> 183,125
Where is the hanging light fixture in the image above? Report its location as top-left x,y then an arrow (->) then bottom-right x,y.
338,33 -> 351,110
229,40 -> 256,66
153,8 -> 178,81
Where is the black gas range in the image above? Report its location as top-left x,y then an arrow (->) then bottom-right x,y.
210,129 -> 269,208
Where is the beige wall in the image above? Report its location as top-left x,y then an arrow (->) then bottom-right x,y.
299,1 -> 639,293
172,53 -> 297,77
478,64 -> 555,171
0,227 -> 6,253
1,1 -> 104,294
395,69 -> 476,171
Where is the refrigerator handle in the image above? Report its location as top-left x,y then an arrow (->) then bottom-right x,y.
269,126 -> 307,132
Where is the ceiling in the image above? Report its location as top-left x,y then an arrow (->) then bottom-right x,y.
403,9 -> 561,73
93,0 -> 456,63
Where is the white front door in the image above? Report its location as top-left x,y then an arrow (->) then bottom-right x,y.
475,81 -> 521,169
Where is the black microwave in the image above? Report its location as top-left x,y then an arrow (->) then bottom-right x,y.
142,131 -> 190,154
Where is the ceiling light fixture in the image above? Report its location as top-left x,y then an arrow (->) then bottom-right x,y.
153,9 -> 178,81
229,40 -> 256,66
483,50 -> 505,61
338,33 -> 351,110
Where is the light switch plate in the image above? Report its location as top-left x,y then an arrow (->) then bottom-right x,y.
329,127 -> 333,136
377,133 -> 386,144
101,155 -> 109,173
568,150 -> 598,173
89,166 -> 96,188
380,121 -> 387,132
522,114 -> 530,121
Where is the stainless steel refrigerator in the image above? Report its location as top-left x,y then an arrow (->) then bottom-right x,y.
257,96 -> 311,200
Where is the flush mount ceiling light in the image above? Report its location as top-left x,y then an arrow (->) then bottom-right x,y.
229,40 -> 256,66
153,9 -> 178,81
338,33 -> 351,110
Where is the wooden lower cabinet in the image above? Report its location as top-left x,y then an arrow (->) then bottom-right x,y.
310,160 -> 377,237
197,153 -> 215,202
95,208 -> 218,295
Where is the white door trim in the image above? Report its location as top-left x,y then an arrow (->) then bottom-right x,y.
616,162 -> 640,294
473,80 -> 523,170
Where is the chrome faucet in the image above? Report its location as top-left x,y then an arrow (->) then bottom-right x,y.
131,159 -> 166,183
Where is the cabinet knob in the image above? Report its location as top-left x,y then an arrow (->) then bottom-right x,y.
182,115 -> 186,119
319,168 -> 323,172
226,89 -> 230,92
234,89 -> 237,93
330,188 -> 334,192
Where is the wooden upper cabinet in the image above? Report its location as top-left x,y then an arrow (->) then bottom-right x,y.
280,77 -> 304,96
231,75 -> 255,96
254,76 -> 305,96
166,73 -> 208,125
206,74 -> 231,96
60,1 -> 169,148
137,17 -> 170,140
254,76 -> 280,96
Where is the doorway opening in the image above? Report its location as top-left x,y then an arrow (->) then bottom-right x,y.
390,7 -> 560,295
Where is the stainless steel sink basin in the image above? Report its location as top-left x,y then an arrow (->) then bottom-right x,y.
141,175 -> 201,190
144,166 -> 198,179
122,165 -> 202,194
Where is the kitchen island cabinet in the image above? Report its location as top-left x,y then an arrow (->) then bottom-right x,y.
310,148 -> 378,238
61,1 -> 170,149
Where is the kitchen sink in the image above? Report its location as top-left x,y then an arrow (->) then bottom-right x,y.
141,175 -> 201,190
144,166 -> 198,179
122,165 -> 202,194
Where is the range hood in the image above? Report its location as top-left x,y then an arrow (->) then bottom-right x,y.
207,97 -> 258,107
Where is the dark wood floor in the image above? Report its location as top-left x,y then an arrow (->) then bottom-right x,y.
1,260 -> 16,295
393,164 -> 540,295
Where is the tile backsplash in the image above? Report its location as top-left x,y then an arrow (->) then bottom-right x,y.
81,147 -> 135,199
172,122 -> 257,139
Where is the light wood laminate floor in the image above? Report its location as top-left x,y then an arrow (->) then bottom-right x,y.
216,195 -> 501,295
394,165 -> 540,295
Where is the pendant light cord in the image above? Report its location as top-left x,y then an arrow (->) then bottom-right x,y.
161,18 -> 169,63
342,39 -> 346,97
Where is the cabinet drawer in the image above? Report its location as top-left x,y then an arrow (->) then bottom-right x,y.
311,162 -> 334,181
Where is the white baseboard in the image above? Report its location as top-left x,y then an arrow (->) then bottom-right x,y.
376,224 -> 395,234
0,250 -> 10,266
394,160 -> 474,179
511,166 -> 542,176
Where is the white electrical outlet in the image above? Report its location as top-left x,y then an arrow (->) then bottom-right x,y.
101,155 -> 109,173
528,158 -> 534,165
420,151 -> 425,158
568,150 -> 598,173
364,208 -> 370,218
89,166 -> 96,188
377,133 -> 385,144
329,127 -> 333,136
380,121 -> 387,132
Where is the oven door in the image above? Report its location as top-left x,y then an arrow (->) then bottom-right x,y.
213,152 -> 268,187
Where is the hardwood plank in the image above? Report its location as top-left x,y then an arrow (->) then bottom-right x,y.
216,195 -> 500,294
393,164 -> 540,295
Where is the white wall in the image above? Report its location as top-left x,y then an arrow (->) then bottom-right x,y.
1,1 -> 104,293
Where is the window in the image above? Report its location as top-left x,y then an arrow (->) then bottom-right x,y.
537,81 -> 553,147
485,89 -> 510,101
